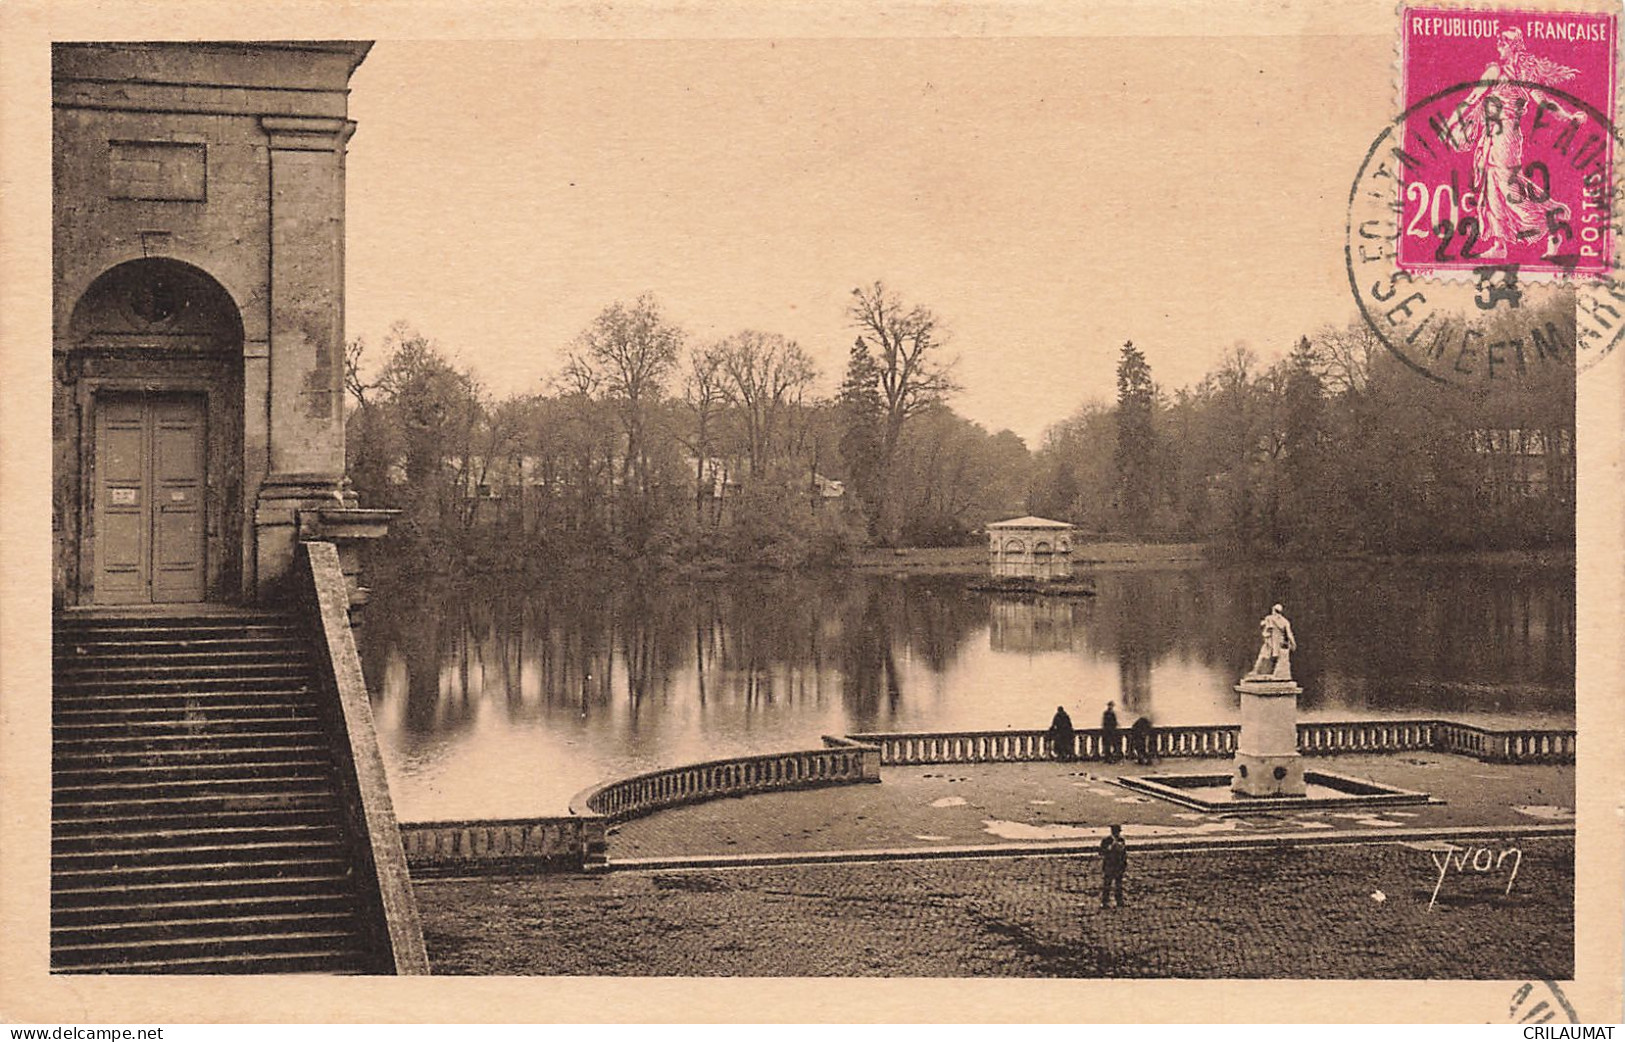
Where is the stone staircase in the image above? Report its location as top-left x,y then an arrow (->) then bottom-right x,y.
52,610 -> 377,974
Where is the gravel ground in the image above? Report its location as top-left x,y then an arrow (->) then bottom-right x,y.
415,837 -> 1572,978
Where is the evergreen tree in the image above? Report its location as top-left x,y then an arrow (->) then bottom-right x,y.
837,338 -> 885,536
1113,341 -> 1156,534
1281,335 -> 1328,547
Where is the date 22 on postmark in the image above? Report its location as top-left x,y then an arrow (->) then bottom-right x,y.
1347,5 -> 1624,383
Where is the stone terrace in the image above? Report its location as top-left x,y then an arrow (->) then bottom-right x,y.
411,750 -> 1574,977
607,752 -> 1574,862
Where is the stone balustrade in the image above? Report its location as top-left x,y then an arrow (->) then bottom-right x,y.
396,716 -> 1571,876
1296,719 -> 1437,755
1433,722 -> 1576,763
569,739 -> 882,824
850,719 -> 1571,766
1147,726 -> 1238,759
399,816 -> 603,875
849,730 -> 1052,765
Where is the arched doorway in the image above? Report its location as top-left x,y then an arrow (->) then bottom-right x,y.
56,258 -> 245,605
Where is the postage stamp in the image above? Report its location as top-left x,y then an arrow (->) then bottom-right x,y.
1397,7 -> 1618,277
1346,4 -> 1625,384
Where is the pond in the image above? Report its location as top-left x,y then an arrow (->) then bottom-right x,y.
355,559 -> 1574,820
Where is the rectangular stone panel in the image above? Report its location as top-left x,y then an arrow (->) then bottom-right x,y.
108,140 -> 206,201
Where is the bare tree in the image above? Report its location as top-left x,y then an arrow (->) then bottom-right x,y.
1311,321 -> 1381,396
715,330 -> 818,477
562,294 -> 684,502
847,281 -> 960,542
677,343 -> 727,523
343,336 -> 377,409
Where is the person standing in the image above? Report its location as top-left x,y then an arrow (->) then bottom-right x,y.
1130,715 -> 1154,765
1048,705 -> 1076,762
1099,825 -> 1128,908
1101,701 -> 1121,763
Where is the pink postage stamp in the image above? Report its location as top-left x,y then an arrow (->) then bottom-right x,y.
1398,6 -> 1618,277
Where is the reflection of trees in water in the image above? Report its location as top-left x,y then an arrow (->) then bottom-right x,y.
359,578 -> 481,744
356,559 -> 1573,738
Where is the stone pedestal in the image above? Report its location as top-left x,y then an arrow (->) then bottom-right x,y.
298,505 -> 398,627
1233,677 -> 1306,797
255,472 -> 347,597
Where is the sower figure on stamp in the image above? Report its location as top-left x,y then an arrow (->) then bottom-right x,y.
1450,28 -> 1585,261
1101,701 -> 1121,763
1249,603 -> 1297,681
1099,825 -> 1128,908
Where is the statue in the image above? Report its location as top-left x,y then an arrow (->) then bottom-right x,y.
1247,603 -> 1296,681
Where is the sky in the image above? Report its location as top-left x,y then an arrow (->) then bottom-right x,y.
343,33 -> 1394,448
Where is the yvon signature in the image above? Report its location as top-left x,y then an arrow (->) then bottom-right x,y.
1427,843 -> 1521,910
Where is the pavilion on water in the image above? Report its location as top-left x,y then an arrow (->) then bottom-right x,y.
985,516 -> 1075,579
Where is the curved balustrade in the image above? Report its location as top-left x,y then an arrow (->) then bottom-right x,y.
398,717 -> 1572,875
569,740 -> 881,824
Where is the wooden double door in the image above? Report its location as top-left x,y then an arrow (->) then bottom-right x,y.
93,393 -> 207,604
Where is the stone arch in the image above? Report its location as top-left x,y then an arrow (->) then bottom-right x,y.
56,257 -> 246,604
69,257 -> 245,351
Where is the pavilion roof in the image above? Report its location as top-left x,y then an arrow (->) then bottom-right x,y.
986,516 -> 1073,529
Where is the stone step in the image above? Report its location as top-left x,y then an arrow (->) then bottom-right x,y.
55,837 -> 347,872
52,741 -> 330,770
55,637 -> 308,657
56,646 -> 310,669
53,700 -> 322,724
54,770 -> 335,804
52,910 -> 359,948
53,855 -> 352,890
54,675 -> 318,696
53,890 -> 357,928
54,754 -> 330,785
51,928 -> 363,971
55,662 -> 312,684
53,713 -> 323,740
52,727 -> 326,753
53,804 -> 337,836
54,822 -> 339,854
51,870 -> 354,908
51,787 -> 338,820
55,623 -> 299,643
50,946 -> 369,975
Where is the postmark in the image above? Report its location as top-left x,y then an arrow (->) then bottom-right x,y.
1399,8 -> 1617,277
1347,76 -> 1625,383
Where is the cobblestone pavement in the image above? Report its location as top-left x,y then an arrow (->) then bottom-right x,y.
610,755 -> 1575,859
414,837 -> 1572,977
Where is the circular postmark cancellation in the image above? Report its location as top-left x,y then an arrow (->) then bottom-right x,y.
1346,78 -> 1625,384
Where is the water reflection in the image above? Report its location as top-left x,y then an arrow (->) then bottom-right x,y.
357,561 -> 1574,820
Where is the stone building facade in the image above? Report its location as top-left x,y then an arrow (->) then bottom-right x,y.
986,516 -> 1075,579
52,42 -> 371,606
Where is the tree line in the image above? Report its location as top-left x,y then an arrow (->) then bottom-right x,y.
346,284 -> 1575,573
344,283 -> 1029,572
1032,301 -> 1575,554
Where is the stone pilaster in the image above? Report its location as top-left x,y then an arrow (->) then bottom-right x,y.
252,114 -> 356,595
